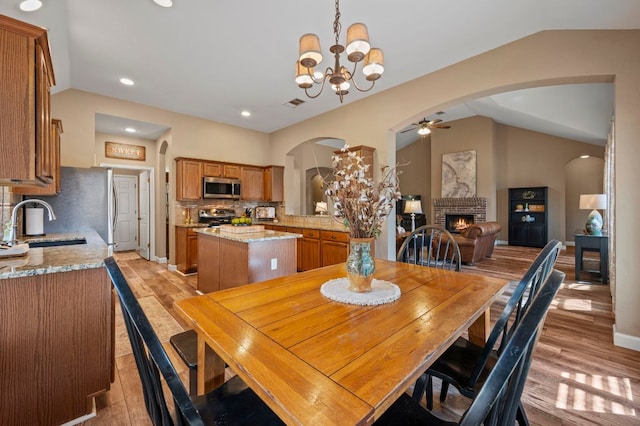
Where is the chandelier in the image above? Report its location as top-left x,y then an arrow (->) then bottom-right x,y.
295,0 -> 384,103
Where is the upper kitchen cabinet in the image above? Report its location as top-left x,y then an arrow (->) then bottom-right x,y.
241,165 -> 264,201
175,158 -> 203,201
0,15 -> 55,186
333,145 -> 375,179
203,161 -> 241,179
264,165 -> 284,202
13,119 -> 62,195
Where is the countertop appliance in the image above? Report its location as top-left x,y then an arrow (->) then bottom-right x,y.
203,177 -> 241,199
198,208 -> 236,227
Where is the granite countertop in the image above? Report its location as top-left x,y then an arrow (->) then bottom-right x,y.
175,223 -> 208,228
195,227 -> 302,243
0,230 -> 108,279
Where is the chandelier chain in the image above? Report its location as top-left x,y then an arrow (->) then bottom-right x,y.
333,0 -> 341,46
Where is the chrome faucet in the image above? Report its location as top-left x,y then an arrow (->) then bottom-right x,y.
5,199 -> 57,246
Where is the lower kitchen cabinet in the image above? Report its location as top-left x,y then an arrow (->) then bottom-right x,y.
301,228 -> 321,271
286,226 -> 304,271
321,230 -> 350,267
176,226 -> 198,273
0,267 -> 113,425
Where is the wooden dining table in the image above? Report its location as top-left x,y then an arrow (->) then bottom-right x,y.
174,258 -> 508,425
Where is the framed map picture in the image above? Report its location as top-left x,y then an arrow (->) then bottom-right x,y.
442,150 -> 476,197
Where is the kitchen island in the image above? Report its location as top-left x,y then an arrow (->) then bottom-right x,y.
0,231 -> 112,426
196,226 -> 301,293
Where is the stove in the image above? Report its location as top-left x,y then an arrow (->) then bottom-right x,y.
198,208 -> 236,227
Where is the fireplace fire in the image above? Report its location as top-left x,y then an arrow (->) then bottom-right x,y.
446,214 -> 474,234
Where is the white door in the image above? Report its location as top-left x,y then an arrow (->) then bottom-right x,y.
113,175 -> 138,252
139,170 -> 150,260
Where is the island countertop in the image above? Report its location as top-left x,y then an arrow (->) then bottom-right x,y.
0,230 -> 108,279
194,227 -> 302,243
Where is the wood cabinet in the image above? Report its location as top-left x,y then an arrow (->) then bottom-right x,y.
0,267 -> 112,426
175,158 -> 203,201
0,15 -> 56,186
175,226 -> 198,273
203,162 -> 222,177
301,228 -> 321,271
508,187 -> 548,248
241,165 -> 264,200
197,231 -> 297,293
321,230 -> 350,267
13,119 -> 62,195
286,226 -> 304,271
333,145 -> 375,179
224,164 -> 241,179
264,165 -> 284,202
203,162 -> 241,179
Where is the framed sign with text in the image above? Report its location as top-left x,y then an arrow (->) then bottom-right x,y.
105,141 -> 146,161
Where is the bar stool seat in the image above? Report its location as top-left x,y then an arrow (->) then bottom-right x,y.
170,329 -> 198,395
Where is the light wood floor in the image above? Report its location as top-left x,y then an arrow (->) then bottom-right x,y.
83,246 -> 640,425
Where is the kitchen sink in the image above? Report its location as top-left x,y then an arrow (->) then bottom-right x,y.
28,238 -> 87,248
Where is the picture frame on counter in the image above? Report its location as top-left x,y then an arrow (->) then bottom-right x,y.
105,141 -> 146,161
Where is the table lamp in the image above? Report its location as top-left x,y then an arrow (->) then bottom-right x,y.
403,200 -> 423,231
579,194 -> 606,236
315,201 -> 328,215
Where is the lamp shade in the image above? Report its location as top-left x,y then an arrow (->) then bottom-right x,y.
315,201 -> 328,214
404,200 -> 423,215
579,194 -> 606,210
346,23 -> 370,62
299,34 -> 323,68
363,48 -> 384,81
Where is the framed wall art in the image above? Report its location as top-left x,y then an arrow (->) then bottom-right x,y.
441,150 -> 476,197
105,141 -> 146,161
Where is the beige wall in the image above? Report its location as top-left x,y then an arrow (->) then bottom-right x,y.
495,125 -> 604,243
397,137 -> 431,217
565,156 -> 605,240
94,132 -> 158,169
269,30 -> 640,348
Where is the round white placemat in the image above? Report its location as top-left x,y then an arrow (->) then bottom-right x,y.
320,277 -> 401,306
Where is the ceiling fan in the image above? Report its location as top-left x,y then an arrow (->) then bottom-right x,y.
401,118 -> 451,135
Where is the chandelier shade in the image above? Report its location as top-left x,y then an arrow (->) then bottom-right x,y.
295,0 -> 384,103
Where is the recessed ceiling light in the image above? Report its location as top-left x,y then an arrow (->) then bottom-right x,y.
580,155 -> 590,159
241,110 -> 251,117
120,78 -> 135,86
153,0 -> 173,7
125,127 -> 136,133
19,0 -> 42,12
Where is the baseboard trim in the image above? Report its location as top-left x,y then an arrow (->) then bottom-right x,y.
613,324 -> 640,351
60,398 -> 97,425
168,264 -> 177,272
155,257 -> 168,264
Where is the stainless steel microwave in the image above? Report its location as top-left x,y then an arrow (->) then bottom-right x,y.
203,177 -> 241,199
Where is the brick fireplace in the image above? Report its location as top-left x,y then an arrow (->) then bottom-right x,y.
433,198 -> 487,231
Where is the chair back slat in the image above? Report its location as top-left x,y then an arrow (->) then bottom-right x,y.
460,268 -> 565,425
397,225 -> 462,271
105,257 -> 204,426
467,239 -> 562,389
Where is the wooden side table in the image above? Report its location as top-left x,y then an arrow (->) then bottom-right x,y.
574,234 -> 608,284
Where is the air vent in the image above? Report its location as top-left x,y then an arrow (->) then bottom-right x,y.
284,98 -> 306,108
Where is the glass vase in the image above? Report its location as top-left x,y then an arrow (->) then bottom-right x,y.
346,237 -> 376,292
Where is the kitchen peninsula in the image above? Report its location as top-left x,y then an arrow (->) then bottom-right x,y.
0,231 -> 112,426
196,226 -> 301,293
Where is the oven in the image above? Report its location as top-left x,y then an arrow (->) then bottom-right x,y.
203,177 -> 241,199
198,208 -> 236,227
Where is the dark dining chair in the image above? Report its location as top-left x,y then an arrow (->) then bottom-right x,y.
375,268 -> 565,426
397,225 -> 462,271
413,239 -> 562,426
104,256 -> 284,426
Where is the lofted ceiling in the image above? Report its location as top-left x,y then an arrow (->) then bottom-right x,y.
1,1 -> 636,144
